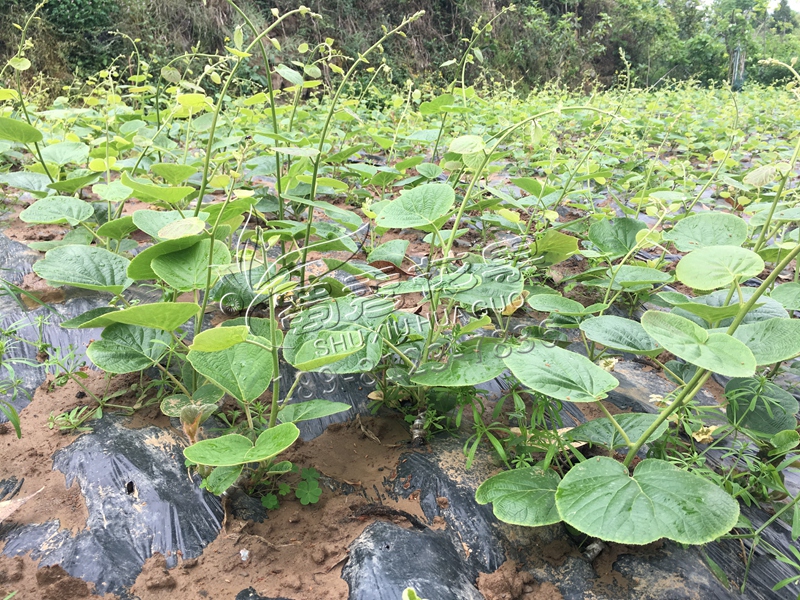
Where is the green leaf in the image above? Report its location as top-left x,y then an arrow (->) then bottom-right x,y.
20,196 -> 94,226
278,400 -> 351,423
663,212 -> 749,252
475,467 -> 561,527
151,239 -> 230,291
33,245 -> 133,294
184,434 -> 253,466
87,324 -> 172,373
449,135 -> 484,155
671,288 -> 786,329
579,316 -> 661,357
283,296 -> 394,375
159,395 -> 218,419
203,465 -> 243,495
676,246 -> 764,291
445,263 -> 524,312
527,295 -> 590,316
47,172 -> 101,195
191,326 -> 249,351
121,172 -> 194,205
529,229 -> 578,267
0,116 -> 42,144
158,216 -> 206,240
292,329 -> 366,371
417,163 -> 443,179
127,236 -> 202,281
61,307 -> 118,328
641,311 -> 756,377
611,265 -> 672,287
75,302 -> 200,331
770,283 -> 800,311
187,343 -> 273,403
375,183 -> 455,230
295,479 -> 322,505
568,413 -> 668,450
40,141 -> 89,166
246,423 -> 300,461
503,343 -> 619,402
411,339 -> 506,387
725,377 -> 799,436
556,457 -> 739,545
132,209 -> 194,240
150,163 -> 198,185
97,216 -> 137,239
588,218 -> 646,258
730,318 -> 800,365
0,171 -> 52,195
367,239 -> 409,267
93,180 -> 133,203
655,292 -> 744,325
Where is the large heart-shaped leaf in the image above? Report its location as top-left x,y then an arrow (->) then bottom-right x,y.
375,183 -> 455,230
503,343 -> 619,402
33,245 -> 133,294
184,422 -> 299,466
663,212 -> 748,251
75,303 -> 200,331
475,467 -> 561,527
725,377 -> 799,436
567,413 -> 668,450
730,318 -> 800,365
187,342 -> 274,404
641,311 -> 755,377
556,457 -> 739,544
676,246 -> 764,290
87,324 -> 172,373
579,316 -> 661,357
20,196 -> 94,226
151,239 -> 231,291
